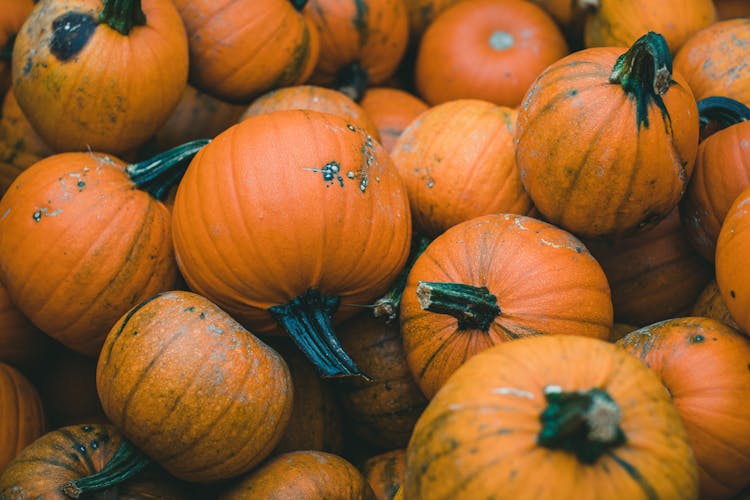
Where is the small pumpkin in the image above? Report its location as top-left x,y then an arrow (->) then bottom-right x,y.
400,214 -> 613,398
12,0 -> 188,154
359,87 -> 428,154
0,361 -> 46,471
361,449 -> 406,500
0,0 -> 35,98
515,32 -> 699,239
402,335 -> 699,499
0,140 -> 207,356
97,290 -> 294,483
618,317 -> 750,499
415,0 -> 568,108
691,280 -> 742,333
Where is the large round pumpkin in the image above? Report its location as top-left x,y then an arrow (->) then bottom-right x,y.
618,317 -> 750,499
12,0 -> 188,154
0,361 -> 45,471
172,109 -> 412,379
400,214 -> 613,398
402,334 -> 699,499
515,32 -> 699,239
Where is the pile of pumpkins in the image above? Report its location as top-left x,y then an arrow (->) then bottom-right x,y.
1,0 -> 750,498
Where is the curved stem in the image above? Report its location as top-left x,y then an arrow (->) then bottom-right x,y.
416,282 -> 501,332
99,0 -> 147,35
61,439 -> 150,498
697,96 -> 750,130
609,32 -> 672,129
337,63 -> 370,102
373,234 -> 431,322
290,0 -> 308,11
538,386 -> 626,464
126,139 -> 210,200
269,288 -> 369,381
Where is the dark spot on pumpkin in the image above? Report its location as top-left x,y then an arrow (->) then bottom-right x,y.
49,12 -> 98,62
90,440 -> 99,449
690,334 -> 704,343
347,124 -> 356,131
352,0 -> 369,47
81,425 -> 92,432
199,311 -> 206,319
95,432 -> 110,444
77,180 -> 86,190
567,89 -> 578,97
23,57 -> 32,75
75,444 -> 86,454
272,23 -> 312,87
731,290 -> 737,298
32,210 -> 42,222
184,306 -> 196,312
574,245 -> 583,253
131,330 -> 138,336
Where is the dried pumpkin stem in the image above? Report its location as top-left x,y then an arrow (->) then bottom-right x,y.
99,0 -> 147,35
373,234 -> 431,322
127,139 -> 210,200
270,288 -> 370,381
61,439 -> 150,498
537,386 -> 626,464
697,96 -> 750,130
337,62 -> 370,102
416,281 -> 501,332
290,0 -> 309,11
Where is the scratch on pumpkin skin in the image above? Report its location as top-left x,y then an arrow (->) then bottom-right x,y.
491,387 -> 535,399
1,208 -> 9,220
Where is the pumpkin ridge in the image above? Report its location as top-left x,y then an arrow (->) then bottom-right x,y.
100,292 -> 166,368
57,426 -> 98,474
415,327 -> 465,381
607,451 -> 659,500
272,23 -> 313,88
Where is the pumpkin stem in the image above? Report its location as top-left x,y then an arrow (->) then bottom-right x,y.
126,139 -> 210,200
337,63 -> 370,102
697,96 -> 750,131
373,234 -> 431,322
415,281 -> 501,332
537,386 -> 626,464
60,439 -> 150,498
578,0 -> 599,11
609,31 -> 672,129
290,0 -> 309,11
269,288 -> 370,381
99,0 -> 147,35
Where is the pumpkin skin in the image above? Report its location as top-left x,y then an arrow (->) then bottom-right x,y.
361,449 -> 406,500
0,361 -> 46,471
400,214 -> 613,399
0,0 -> 35,99
583,0 -> 715,53
691,280 -> 742,333
96,290 -> 293,483
402,335 -> 699,499
390,99 -> 534,238
0,280 -> 52,371
359,87 -> 429,154
0,152 -> 181,356
174,0 -> 319,103
674,19 -> 750,107
584,208 -> 712,326
515,33 -> 699,239
618,317 -> 750,499
219,451 -> 376,500
414,0 -> 568,108
12,0 -> 188,154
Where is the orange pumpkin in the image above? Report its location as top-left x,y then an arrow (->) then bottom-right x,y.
0,280 -> 52,371
674,19 -> 750,107
403,0 -> 462,46
0,0 -> 35,98
618,318 -> 750,499
0,140 -> 207,356
691,280 -> 742,333
415,0 -> 568,108
402,335 -> 699,499
515,32 -> 699,239
359,87 -> 428,154
96,290 -> 294,483
172,109 -> 412,379
390,99 -> 534,238
361,449 -> 406,500
0,361 -> 46,471
400,214 -> 613,398
12,0 -> 188,154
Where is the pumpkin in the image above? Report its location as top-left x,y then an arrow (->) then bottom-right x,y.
336,313 -> 428,449
402,334 -> 699,499
96,290 -> 294,483
0,0 -> 35,99
219,451 -> 376,499
618,317 -> 750,499
691,280 -> 742,333
303,0 -> 409,101
674,19 -> 750,107
582,0 -> 715,53
515,32 -> 699,239
174,0 -> 319,103
361,449 -> 406,500
0,361 -> 45,471
359,87 -> 428,154
0,140 -> 207,356
390,99 -> 534,238
172,109 -> 412,379
415,0 -> 568,108
12,0 -> 188,154
0,423 -> 162,498
583,208 -> 712,326
400,214 -> 613,398
681,96 -> 750,262
0,280 -> 52,371
241,84 -> 381,141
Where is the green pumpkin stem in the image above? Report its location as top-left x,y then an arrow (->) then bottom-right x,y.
99,0 -> 147,35
61,439 -> 150,498
697,96 -> 750,130
127,139 -> 210,200
416,281 -> 501,332
373,234 -> 431,322
337,63 -> 370,102
270,288 -> 370,381
609,31 -> 672,129
290,0 -> 309,11
538,386 -> 626,464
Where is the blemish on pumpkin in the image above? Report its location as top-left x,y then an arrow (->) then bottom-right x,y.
49,12 -> 98,62
347,124 -> 356,132
77,180 -> 86,190
199,311 -> 206,319
81,425 -> 92,432
32,210 -> 42,222
90,440 -> 99,450
731,290 -> 737,299
689,334 -> 704,344
184,306 -> 196,312
208,324 -> 224,335
305,161 -> 345,187
1,208 -> 10,220
23,57 -> 32,75
491,387 -> 534,399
